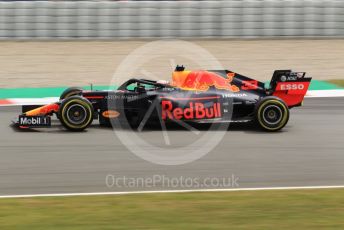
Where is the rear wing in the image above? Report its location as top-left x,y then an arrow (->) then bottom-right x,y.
269,70 -> 312,108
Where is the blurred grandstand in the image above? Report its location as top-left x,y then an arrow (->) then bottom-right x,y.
0,0 -> 343,39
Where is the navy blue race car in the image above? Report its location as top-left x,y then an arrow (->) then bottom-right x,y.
14,65 -> 312,132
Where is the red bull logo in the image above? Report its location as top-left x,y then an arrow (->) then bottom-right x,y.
162,100 -> 222,120
172,71 -> 240,92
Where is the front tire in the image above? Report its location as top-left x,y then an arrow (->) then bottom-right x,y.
58,96 -> 93,131
60,87 -> 83,100
255,97 -> 289,132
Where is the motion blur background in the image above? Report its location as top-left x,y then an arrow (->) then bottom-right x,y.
0,0 -> 344,88
0,0 -> 343,38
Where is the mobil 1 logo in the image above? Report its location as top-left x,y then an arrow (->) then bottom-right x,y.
19,115 -> 51,127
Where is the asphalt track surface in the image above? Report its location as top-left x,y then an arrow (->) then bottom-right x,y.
0,97 -> 343,195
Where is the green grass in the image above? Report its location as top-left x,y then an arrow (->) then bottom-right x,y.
327,79 -> 344,88
1,189 -> 344,229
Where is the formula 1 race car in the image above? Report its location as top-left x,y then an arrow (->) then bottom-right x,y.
13,65 -> 312,132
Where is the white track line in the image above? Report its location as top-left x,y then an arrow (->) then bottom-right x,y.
1,185 -> 344,199
7,97 -> 59,106
306,89 -> 344,97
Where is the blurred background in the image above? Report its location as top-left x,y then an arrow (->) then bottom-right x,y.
0,0 -> 344,88
2,0 -> 341,38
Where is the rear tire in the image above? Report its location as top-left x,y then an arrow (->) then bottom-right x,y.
255,97 -> 289,132
58,96 -> 93,131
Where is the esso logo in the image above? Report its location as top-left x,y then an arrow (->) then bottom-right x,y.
280,83 -> 305,91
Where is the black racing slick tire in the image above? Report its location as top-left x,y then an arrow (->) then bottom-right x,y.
60,87 -> 83,100
255,97 -> 289,132
58,96 -> 93,131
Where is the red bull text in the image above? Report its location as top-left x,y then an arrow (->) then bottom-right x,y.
162,100 -> 222,120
